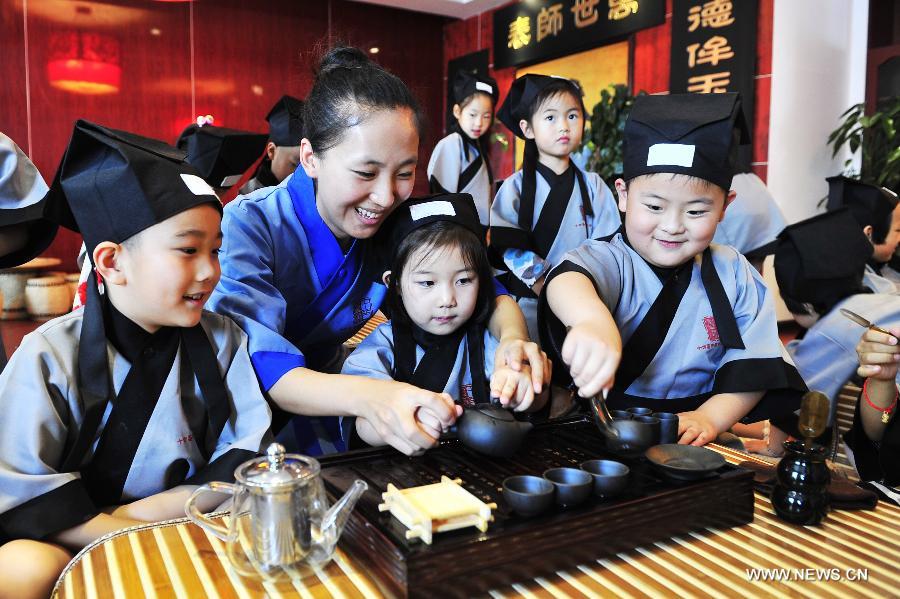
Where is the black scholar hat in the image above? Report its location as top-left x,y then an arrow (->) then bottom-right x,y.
826,175 -> 898,242
179,125 -> 267,188
623,92 -> 750,190
452,71 -> 499,106
44,119 -> 221,257
497,74 -> 580,139
774,208 -> 873,314
377,193 -> 483,264
266,95 -> 304,147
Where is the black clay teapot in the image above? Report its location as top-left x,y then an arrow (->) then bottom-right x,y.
457,404 -> 533,457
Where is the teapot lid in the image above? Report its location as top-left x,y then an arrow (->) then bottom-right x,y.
235,443 -> 320,488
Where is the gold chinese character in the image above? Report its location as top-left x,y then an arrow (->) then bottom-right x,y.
686,36 -> 734,67
608,0 -> 639,21
571,0 -> 600,28
507,16 -> 532,50
537,4 -> 564,42
688,0 -> 735,32
686,71 -> 731,93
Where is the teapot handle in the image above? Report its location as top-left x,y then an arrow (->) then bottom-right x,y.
184,481 -> 235,541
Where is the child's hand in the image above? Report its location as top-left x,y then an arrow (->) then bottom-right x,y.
491,366 -> 535,411
562,321 -> 621,398
416,401 -> 463,438
856,326 -> 900,381
677,410 -> 718,446
363,384 -> 459,455
495,337 -> 550,395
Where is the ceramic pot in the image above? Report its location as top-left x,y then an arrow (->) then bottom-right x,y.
771,441 -> 830,525
25,276 -> 69,321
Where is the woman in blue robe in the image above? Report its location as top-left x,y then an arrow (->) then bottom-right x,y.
209,47 -> 546,457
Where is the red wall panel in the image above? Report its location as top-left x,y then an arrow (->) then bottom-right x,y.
0,0 -> 447,269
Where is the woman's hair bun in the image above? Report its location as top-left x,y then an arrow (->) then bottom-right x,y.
317,46 -> 371,78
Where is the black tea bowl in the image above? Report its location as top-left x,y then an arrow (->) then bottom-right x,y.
503,475 -> 555,517
543,467 -> 593,508
610,410 -> 632,420
634,415 -> 661,446
605,419 -> 656,454
653,412 -> 679,444
580,459 -> 630,498
626,407 -> 653,417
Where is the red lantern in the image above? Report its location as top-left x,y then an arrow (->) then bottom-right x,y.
47,32 -> 121,95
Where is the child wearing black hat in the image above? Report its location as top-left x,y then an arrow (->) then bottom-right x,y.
0,121 -> 271,598
342,193 -> 546,450
427,72 -> 498,227
541,92 -> 805,447
241,95 -> 305,195
826,175 -> 900,292
774,209 -> 900,450
489,74 -> 621,344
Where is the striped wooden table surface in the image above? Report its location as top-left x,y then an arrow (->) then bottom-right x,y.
53,445 -> 900,599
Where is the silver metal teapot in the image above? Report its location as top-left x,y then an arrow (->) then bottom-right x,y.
185,443 -> 367,581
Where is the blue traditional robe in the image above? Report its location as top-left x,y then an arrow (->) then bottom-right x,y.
208,169 -> 387,455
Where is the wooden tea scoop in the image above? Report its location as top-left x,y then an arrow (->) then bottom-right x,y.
798,391 -> 830,451
839,308 -> 893,336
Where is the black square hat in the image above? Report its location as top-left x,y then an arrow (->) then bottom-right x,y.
774,208 -> 873,314
497,74 -> 581,139
0,132 -> 57,268
623,92 -> 750,190
452,70 -> 499,106
44,119 -> 221,257
266,95 -> 304,147
177,125 -> 267,188
826,175 -> 898,242
377,192 -> 483,264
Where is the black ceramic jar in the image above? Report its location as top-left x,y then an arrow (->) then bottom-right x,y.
771,441 -> 830,525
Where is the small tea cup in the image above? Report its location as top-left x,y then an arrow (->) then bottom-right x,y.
543,467 -> 592,508
581,459 -> 630,498
503,475 -> 555,517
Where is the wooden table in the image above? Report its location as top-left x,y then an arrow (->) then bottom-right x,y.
52,445 -> 900,598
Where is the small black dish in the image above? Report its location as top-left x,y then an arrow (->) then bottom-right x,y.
645,444 -> 726,481
502,475 -> 554,517
580,459 -> 630,498
543,467 -> 593,507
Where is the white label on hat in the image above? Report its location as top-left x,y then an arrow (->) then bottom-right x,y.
180,173 -> 217,197
410,201 -> 456,221
647,143 -> 695,168
475,81 -> 493,94
220,174 -> 242,187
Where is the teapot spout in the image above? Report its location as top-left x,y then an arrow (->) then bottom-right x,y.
322,479 -> 367,541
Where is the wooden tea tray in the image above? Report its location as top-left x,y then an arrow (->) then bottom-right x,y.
319,417 -> 754,598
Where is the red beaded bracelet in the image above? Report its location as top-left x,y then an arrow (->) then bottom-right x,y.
862,378 -> 898,424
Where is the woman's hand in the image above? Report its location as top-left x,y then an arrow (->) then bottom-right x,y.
856,326 -> 900,381
361,383 -> 460,455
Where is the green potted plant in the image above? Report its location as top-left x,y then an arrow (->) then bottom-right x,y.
580,84 -> 644,190
826,96 -> 900,192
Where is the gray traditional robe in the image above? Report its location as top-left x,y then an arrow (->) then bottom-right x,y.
490,165 -> 620,342
427,133 -> 492,226
545,233 -> 804,418
0,309 -> 272,542
341,321 -> 498,405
